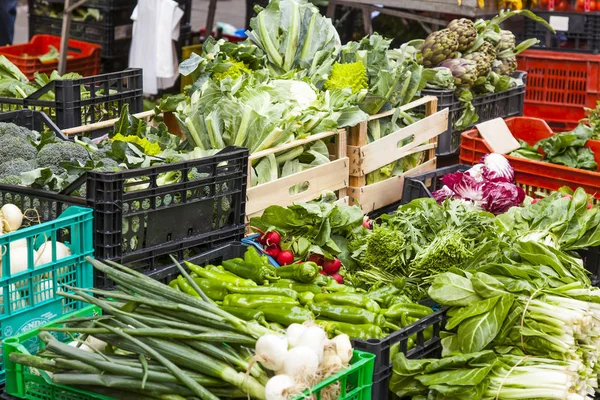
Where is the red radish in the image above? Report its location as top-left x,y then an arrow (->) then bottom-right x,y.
563,194 -> 573,200
277,250 -> 294,265
307,254 -> 324,266
319,269 -> 327,276
265,244 -> 281,258
255,230 -> 267,245
588,203 -> 593,210
265,231 -> 281,246
531,198 -> 540,204
323,258 -> 341,274
331,273 -> 344,284
362,219 -> 371,229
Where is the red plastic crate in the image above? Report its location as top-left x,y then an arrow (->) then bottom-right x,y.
0,35 -> 101,80
459,116 -> 600,200
517,49 -> 600,128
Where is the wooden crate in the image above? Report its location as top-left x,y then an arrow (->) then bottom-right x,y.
347,96 -> 448,214
246,129 -> 348,221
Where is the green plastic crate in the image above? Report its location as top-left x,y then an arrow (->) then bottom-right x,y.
291,350 -> 374,400
0,206 -> 94,384
4,303 -> 374,400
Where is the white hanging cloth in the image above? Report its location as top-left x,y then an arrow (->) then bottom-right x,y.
129,0 -> 184,95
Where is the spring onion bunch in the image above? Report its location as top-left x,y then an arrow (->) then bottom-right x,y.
11,257 -> 276,400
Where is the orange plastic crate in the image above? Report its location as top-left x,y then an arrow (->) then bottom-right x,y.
459,116 -> 600,200
517,49 -> 600,129
0,35 -> 101,80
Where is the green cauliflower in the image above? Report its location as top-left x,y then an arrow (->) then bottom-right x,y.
0,136 -> 37,161
0,158 -> 34,180
324,62 -> 369,94
36,142 -> 91,173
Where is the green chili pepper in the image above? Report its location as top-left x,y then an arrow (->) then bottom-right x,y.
269,323 -> 285,332
324,279 -> 356,293
385,303 -> 432,321
313,293 -> 380,313
222,294 -> 298,309
222,249 -> 279,284
225,285 -> 297,299
177,276 -> 200,298
272,280 -> 323,294
315,320 -> 384,340
367,286 -> 400,304
184,261 -> 257,287
168,279 -> 181,291
298,292 -> 315,306
276,262 -> 320,283
309,303 -> 379,325
179,277 -> 229,301
220,306 -> 269,327
257,304 -> 315,326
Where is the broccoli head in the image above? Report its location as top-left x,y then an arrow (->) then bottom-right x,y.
0,122 -> 39,142
0,136 -> 38,162
36,142 -> 91,173
93,158 -> 121,173
0,158 -> 35,180
0,176 -> 22,186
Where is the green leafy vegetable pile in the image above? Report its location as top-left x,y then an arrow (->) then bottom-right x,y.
348,199 -> 498,299
510,124 -> 598,171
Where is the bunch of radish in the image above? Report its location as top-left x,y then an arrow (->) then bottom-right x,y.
257,231 -> 295,266
308,253 -> 343,284
256,231 -> 345,283
256,323 -> 353,400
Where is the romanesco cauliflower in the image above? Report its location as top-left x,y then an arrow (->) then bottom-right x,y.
324,62 -> 368,94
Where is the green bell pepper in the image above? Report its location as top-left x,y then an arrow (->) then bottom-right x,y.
221,248 -> 279,284
384,303 -> 432,321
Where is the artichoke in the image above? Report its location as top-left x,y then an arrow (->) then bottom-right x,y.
421,29 -> 459,68
439,58 -> 479,88
479,41 -> 497,63
497,30 -> 516,52
492,56 -> 517,76
447,19 -> 477,52
463,52 -> 491,77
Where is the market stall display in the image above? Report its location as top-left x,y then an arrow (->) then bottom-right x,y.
3,0 -> 600,399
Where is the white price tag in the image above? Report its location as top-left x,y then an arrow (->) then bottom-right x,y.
549,16 -> 569,31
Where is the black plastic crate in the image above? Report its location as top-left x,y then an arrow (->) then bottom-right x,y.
31,0 -> 137,10
28,0 -> 136,59
401,164 -> 470,204
0,110 -> 249,289
524,11 -> 600,53
422,71 -> 526,157
0,69 -> 143,129
352,298 -> 447,375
